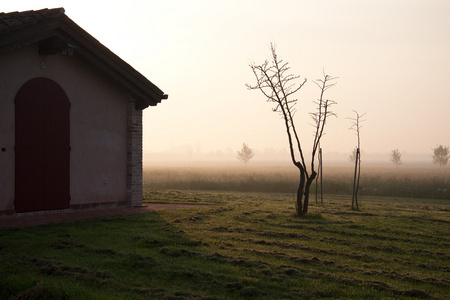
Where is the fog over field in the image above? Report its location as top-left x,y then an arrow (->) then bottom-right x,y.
143,149 -> 433,168
143,147 -> 449,200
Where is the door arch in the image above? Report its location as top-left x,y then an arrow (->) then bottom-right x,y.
15,77 -> 70,212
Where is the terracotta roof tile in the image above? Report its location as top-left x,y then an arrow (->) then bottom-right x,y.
0,8 -> 65,33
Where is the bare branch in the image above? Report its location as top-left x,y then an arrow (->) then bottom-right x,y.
346,111 -> 366,149
310,73 -> 338,161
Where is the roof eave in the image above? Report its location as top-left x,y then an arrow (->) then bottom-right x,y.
0,10 -> 167,109
58,15 -> 167,108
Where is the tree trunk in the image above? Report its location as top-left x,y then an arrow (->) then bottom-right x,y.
301,172 -> 317,216
319,149 -> 323,204
355,153 -> 361,210
351,148 -> 359,210
296,169 -> 306,217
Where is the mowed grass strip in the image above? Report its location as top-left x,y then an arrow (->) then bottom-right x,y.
156,190 -> 450,299
0,189 -> 448,299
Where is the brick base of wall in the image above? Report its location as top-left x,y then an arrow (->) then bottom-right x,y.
127,99 -> 143,207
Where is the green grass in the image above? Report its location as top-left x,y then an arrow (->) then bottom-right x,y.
1,190 -> 449,299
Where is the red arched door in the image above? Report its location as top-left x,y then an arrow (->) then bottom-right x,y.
15,77 -> 70,213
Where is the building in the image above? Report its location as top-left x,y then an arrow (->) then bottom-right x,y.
0,8 -> 167,216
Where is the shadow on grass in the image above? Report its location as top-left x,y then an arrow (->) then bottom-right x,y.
0,211 -> 266,299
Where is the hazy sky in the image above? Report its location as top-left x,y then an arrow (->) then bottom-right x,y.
4,0 -> 450,158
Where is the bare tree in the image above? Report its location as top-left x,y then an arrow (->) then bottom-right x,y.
432,145 -> 449,167
247,44 -> 337,217
390,149 -> 402,167
347,111 -> 366,210
236,143 -> 255,164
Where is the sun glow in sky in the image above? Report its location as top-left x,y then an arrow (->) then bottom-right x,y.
4,0 -> 450,161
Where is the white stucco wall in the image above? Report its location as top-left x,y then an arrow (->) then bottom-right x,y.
0,43 -> 129,213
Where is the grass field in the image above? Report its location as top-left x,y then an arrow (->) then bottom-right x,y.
143,164 -> 450,199
1,189 -> 449,299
